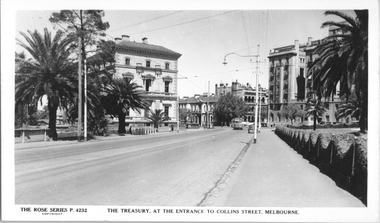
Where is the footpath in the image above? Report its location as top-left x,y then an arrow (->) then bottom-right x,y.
218,128 -> 365,207
14,127 -> 205,150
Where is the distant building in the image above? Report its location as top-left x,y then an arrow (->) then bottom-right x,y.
179,93 -> 218,128
267,29 -> 349,124
215,80 -> 269,123
113,35 -> 182,125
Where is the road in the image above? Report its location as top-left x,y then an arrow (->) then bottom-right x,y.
15,127 -> 252,205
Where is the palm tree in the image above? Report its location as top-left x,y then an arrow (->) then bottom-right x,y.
309,10 -> 368,132
101,78 -> 148,134
146,109 -> 169,130
305,98 -> 327,131
15,28 -> 77,140
335,101 -> 361,122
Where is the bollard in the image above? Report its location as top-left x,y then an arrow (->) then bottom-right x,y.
44,129 -> 47,142
22,129 -> 25,143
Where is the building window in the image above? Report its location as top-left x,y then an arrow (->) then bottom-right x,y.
165,81 -> 170,93
125,58 -> 130,65
165,62 -> 170,70
146,60 -> 151,67
164,106 -> 169,117
145,79 -> 152,91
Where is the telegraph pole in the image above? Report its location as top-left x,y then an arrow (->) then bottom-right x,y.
84,59 -> 87,142
253,45 -> 260,144
77,36 -> 82,142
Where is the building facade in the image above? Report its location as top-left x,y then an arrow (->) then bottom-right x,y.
267,34 -> 344,124
215,81 -> 269,123
179,93 -> 218,128
113,35 -> 181,125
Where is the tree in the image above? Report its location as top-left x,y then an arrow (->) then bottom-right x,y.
305,98 -> 327,131
49,10 -> 110,59
50,10 -> 111,137
179,108 -> 194,126
15,28 -> 77,140
279,104 -> 305,125
213,93 -> 248,126
101,78 -> 148,134
146,109 -> 169,129
335,101 -> 361,122
309,10 -> 368,132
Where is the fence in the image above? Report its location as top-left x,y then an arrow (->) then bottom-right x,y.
15,128 -> 50,143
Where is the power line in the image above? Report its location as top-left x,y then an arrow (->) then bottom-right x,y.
177,73 -> 204,92
107,11 -> 184,34
185,67 -> 253,79
129,10 -> 237,36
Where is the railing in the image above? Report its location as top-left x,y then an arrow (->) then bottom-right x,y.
15,128 -> 50,143
272,45 -> 295,54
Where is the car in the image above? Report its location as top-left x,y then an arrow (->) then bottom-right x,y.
248,124 -> 260,133
248,124 -> 254,133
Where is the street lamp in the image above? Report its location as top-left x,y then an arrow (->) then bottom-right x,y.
223,45 -> 261,144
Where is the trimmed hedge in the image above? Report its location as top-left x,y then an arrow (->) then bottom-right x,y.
287,122 -> 360,129
275,125 -> 367,205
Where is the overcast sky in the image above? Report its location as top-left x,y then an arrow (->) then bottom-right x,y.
9,0 -> 366,98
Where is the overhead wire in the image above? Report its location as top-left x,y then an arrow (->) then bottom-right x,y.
129,10 -> 237,36
108,11 -> 184,33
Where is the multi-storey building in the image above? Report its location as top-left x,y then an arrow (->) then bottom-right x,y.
267,34 -> 345,124
215,80 -> 269,122
179,93 -> 218,128
113,35 -> 182,125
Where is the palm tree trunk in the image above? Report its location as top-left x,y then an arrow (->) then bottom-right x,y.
313,110 -> 317,131
48,102 -> 58,140
118,112 -> 126,134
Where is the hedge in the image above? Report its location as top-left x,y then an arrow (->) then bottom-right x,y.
275,125 -> 367,205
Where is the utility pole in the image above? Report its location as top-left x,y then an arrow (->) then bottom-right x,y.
84,59 -> 87,142
253,45 -> 260,144
77,36 -> 82,142
258,84 -> 262,132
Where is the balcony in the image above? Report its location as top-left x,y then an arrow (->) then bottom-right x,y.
142,91 -> 177,100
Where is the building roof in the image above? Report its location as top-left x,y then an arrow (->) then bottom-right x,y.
116,40 -> 182,60
179,95 -> 218,104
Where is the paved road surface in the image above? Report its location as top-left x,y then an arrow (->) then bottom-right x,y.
15,128 -> 251,205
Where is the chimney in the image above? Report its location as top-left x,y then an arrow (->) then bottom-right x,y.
294,39 -> 299,52
308,37 -> 312,46
122,35 -> 130,41
142,37 -> 148,44
115,37 -> 122,44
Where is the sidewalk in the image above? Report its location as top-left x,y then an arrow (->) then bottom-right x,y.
220,128 -> 365,207
14,127 -> 208,150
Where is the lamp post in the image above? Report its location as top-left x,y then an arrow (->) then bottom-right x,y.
258,84 -> 262,133
223,45 -> 261,143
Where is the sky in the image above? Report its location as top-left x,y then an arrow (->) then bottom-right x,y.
8,0 -> 368,99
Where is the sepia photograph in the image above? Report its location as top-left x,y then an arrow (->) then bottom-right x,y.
1,0 -> 379,222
